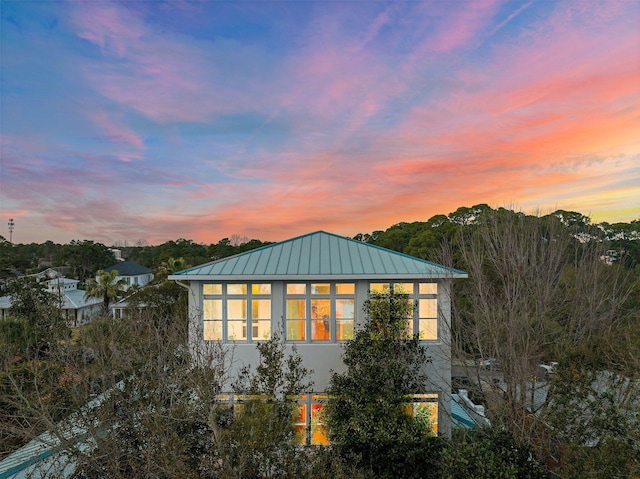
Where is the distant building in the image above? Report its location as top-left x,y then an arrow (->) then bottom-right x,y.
0,274 -> 102,326
109,248 -> 124,261
103,261 -> 153,291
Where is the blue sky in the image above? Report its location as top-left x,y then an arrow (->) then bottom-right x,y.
1,0 -> 639,245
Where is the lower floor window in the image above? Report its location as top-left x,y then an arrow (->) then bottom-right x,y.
294,394 -> 329,445
403,394 -> 439,435
214,392 -> 437,444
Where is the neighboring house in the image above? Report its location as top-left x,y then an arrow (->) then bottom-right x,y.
169,230 -> 467,440
44,277 -> 102,326
29,267 -> 63,282
0,275 -> 102,326
103,261 -> 153,291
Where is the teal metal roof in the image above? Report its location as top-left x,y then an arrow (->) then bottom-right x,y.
170,231 -> 467,281
451,400 -> 480,429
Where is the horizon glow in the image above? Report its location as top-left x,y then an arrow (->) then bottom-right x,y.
1,0 -> 639,245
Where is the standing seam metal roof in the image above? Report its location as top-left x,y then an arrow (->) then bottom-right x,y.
170,231 -> 467,279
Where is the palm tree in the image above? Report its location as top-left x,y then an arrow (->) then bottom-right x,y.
155,257 -> 186,283
85,269 -> 126,314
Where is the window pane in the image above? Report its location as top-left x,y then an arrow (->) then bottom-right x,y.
204,299 -> 222,319
311,299 -> 330,319
336,319 -> 354,340
293,403 -> 307,444
252,283 -> 271,295
204,320 -> 222,340
335,283 -> 355,294
419,319 -> 437,340
419,298 -> 437,318
253,319 -> 271,340
404,319 -> 413,337
203,283 -> 222,295
419,283 -> 438,294
228,299 -> 247,319
395,283 -> 414,294
311,402 -> 329,445
311,299 -> 331,340
414,402 -> 438,435
370,283 -> 390,293
312,319 -> 331,341
287,299 -> 306,319
252,299 -> 271,319
287,283 -> 306,294
227,320 -> 247,340
227,283 -> 247,295
311,283 -> 330,294
336,299 -> 354,319
287,320 -> 305,340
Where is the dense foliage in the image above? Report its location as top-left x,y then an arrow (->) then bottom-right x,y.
326,291 -> 440,478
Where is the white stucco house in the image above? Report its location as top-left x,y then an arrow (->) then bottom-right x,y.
0,274 -> 102,326
44,277 -> 102,326
169,231 -> 467,442
102,261 -> 153,291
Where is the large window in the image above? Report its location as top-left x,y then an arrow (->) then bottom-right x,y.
286,283 -> 355,342
203,283 -> 271,341
370,282 -> 438,340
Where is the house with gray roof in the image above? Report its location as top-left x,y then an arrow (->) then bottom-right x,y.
170,230 -> 467,440
103,261 -> 153,291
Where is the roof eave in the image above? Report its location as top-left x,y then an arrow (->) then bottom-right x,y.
169,273 -> 468,282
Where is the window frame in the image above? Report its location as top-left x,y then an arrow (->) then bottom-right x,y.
285,282 -> 355,343
202,282 -> 272,343
368,281 -> 439,341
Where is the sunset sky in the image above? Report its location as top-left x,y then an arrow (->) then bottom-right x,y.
1,0 -> 639,245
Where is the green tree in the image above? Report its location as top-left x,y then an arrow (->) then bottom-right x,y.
441,429 -> 550,479
544,368 -> 640,478
325,290 -> 438,479
204,335 -> 314,478
84,269 -> 126,314
60,240 -> 115,282
7,277 -> 67,354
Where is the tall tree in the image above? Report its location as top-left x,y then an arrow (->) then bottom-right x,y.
325,290 -> 438,479
60,240 -> 115,282
453,208 -> 639,470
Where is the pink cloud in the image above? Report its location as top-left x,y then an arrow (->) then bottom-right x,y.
70,3 -> 281,124
90,110 -> 146,151
72,1 -> 145,57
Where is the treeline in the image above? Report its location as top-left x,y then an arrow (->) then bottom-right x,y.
357,205 -> 639,269
0,237 -> 273,282
2,206 -> 638,282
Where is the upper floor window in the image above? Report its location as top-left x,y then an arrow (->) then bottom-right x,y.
369,282 -> 438,340
286,283 -> 355,342
203,283 -> 272,342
